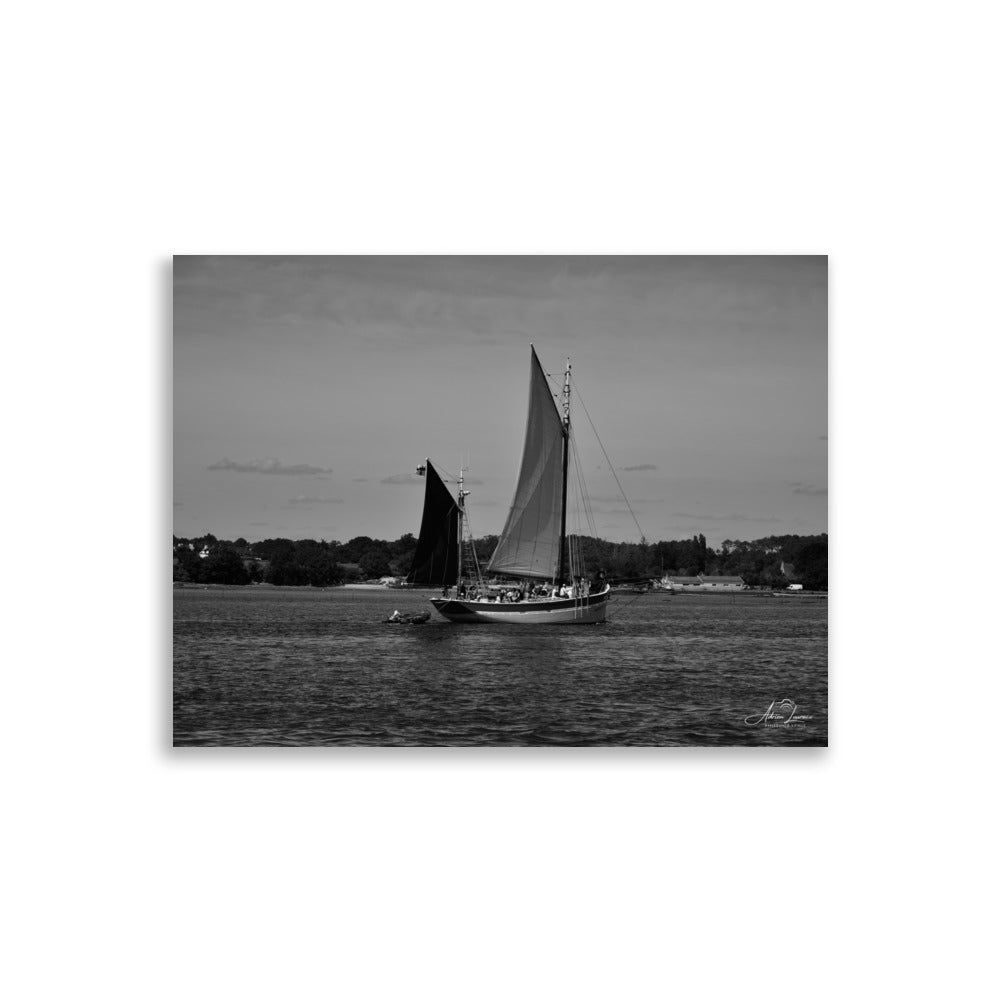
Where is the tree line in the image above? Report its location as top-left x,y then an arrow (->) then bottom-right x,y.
172,534 -> 416,587
174,531 -> 827,590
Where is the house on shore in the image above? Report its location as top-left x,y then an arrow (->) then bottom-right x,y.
662,574 -> 746,592
698,575 -> 746,591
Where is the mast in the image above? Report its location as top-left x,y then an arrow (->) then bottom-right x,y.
558,357 -> 571,584
457,464 -> 468,589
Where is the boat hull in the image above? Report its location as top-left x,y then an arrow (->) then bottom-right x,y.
430,586 -> 611,624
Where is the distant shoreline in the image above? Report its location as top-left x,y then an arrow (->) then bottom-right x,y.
172,581 -> 443,592
173,581 -> 826,597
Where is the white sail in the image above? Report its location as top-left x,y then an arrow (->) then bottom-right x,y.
487,347 -> 566,579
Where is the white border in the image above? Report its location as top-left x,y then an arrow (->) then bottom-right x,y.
6,2 -> 995,996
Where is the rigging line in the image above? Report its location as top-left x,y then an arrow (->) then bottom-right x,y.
567,432 -> 591,579
570,484 -> 587,576
433,461 -> 460,485
462,506 -> 485,587
569,481 -> 584,584
573,382 -> 646,545
569,485 -> 584,582
461,453 -> 483,586
569,430 -> 597,540
567,425 -> 596,549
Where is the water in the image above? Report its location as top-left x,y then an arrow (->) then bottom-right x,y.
173,587 -> 827,746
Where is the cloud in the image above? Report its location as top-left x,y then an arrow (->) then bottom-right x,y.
381,473 -> 423,485
288,496 -> 344,505
208,458 -> 332,475
620,463 -> 657,472
352,478 -> 368,482
673,512 -> 781,523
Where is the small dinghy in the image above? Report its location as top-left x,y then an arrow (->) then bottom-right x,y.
384,611 -> 431,625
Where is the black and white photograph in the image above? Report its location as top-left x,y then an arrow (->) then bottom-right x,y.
9,3 -> 996,997
173,255 -> 827,746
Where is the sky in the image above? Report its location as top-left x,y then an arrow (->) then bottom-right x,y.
173,256 -> 827,546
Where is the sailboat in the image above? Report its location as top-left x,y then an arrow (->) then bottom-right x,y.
405,346 -> 612,624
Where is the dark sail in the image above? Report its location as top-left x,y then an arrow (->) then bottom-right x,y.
406,460 -> 459,585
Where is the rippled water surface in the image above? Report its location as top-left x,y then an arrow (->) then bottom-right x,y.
173,587 -> 827,746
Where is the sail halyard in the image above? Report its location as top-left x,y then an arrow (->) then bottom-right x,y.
487,347 -> 567,580
405,459 -> 459,585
